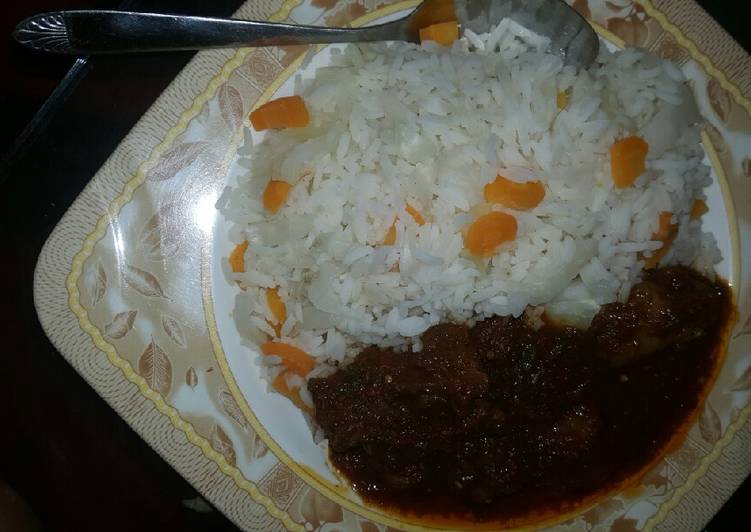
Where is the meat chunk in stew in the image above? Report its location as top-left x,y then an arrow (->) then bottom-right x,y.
308,267 -> 731,521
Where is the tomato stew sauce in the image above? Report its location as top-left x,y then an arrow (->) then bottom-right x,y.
309,267 -> 733,522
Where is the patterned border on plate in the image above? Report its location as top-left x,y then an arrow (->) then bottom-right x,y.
205,13 -> 744,530
33,1 -> 751,531
649,0 -> 751,105
37,3 -> 308,531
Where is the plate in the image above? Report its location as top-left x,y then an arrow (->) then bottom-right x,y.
34,1 -> 751,531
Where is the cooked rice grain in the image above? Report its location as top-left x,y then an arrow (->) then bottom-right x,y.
219,21 -> 717,382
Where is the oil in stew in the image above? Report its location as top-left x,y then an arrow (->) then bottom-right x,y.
308,267 -> 733,522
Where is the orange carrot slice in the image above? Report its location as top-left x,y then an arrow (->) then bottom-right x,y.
610,136 -> 649,188
642,211 -> 679,269
263,180 -> 293,214
484,175 -> 546,211
266,287 -> 287,337
260,342 -> 314,377
464,211 -> 517,257
383,205 -> 424,244
272,372 -> 313,414
556,90 -> 569,109
653,212 -> 678,241
406,203 -> 426,226
250,95 -> 310,131
412,0 -> 455,30
229,240 -> 248,273
419,21 -> 459,46
382,218 -> 397,245
690,199 -> 708,220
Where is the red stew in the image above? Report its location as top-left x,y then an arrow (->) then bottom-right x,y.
308,267 -> 733,522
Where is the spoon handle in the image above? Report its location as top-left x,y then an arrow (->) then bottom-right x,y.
14,10 -> 406,54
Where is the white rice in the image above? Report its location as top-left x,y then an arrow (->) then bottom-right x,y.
218,21 -> 718,387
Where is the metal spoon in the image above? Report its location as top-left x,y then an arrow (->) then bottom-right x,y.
14,0 -> 598,68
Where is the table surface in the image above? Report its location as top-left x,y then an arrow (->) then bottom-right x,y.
0,1 -> 748,531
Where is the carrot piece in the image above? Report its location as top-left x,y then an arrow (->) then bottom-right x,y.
249,95 -> 310,131
382,218 -> 397,245
263,180 -> 293,214
610,136 -> 649,188
419,21 -> 459,46
653,212 -> 678,241
484,175 -> 546,211
690,199 -> 708,220
464,211 -> 518,257
229,240 -> 248,273
405,203 -> 426,226
272,372 -> 313,414
412,0 -> 455,30
556,90 -> 569,109
260,342 -> 315,377
383,206 -> 423,244
642,211 -> 679,269
266,287 -> 287,337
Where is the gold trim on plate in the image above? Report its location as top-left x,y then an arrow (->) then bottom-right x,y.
639,0 -> 751,115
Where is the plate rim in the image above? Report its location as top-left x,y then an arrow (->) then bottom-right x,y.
33,1 -> 751,531
205,8 -> 744,532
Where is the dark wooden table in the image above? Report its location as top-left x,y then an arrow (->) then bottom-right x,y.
0,1 -> 748,531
